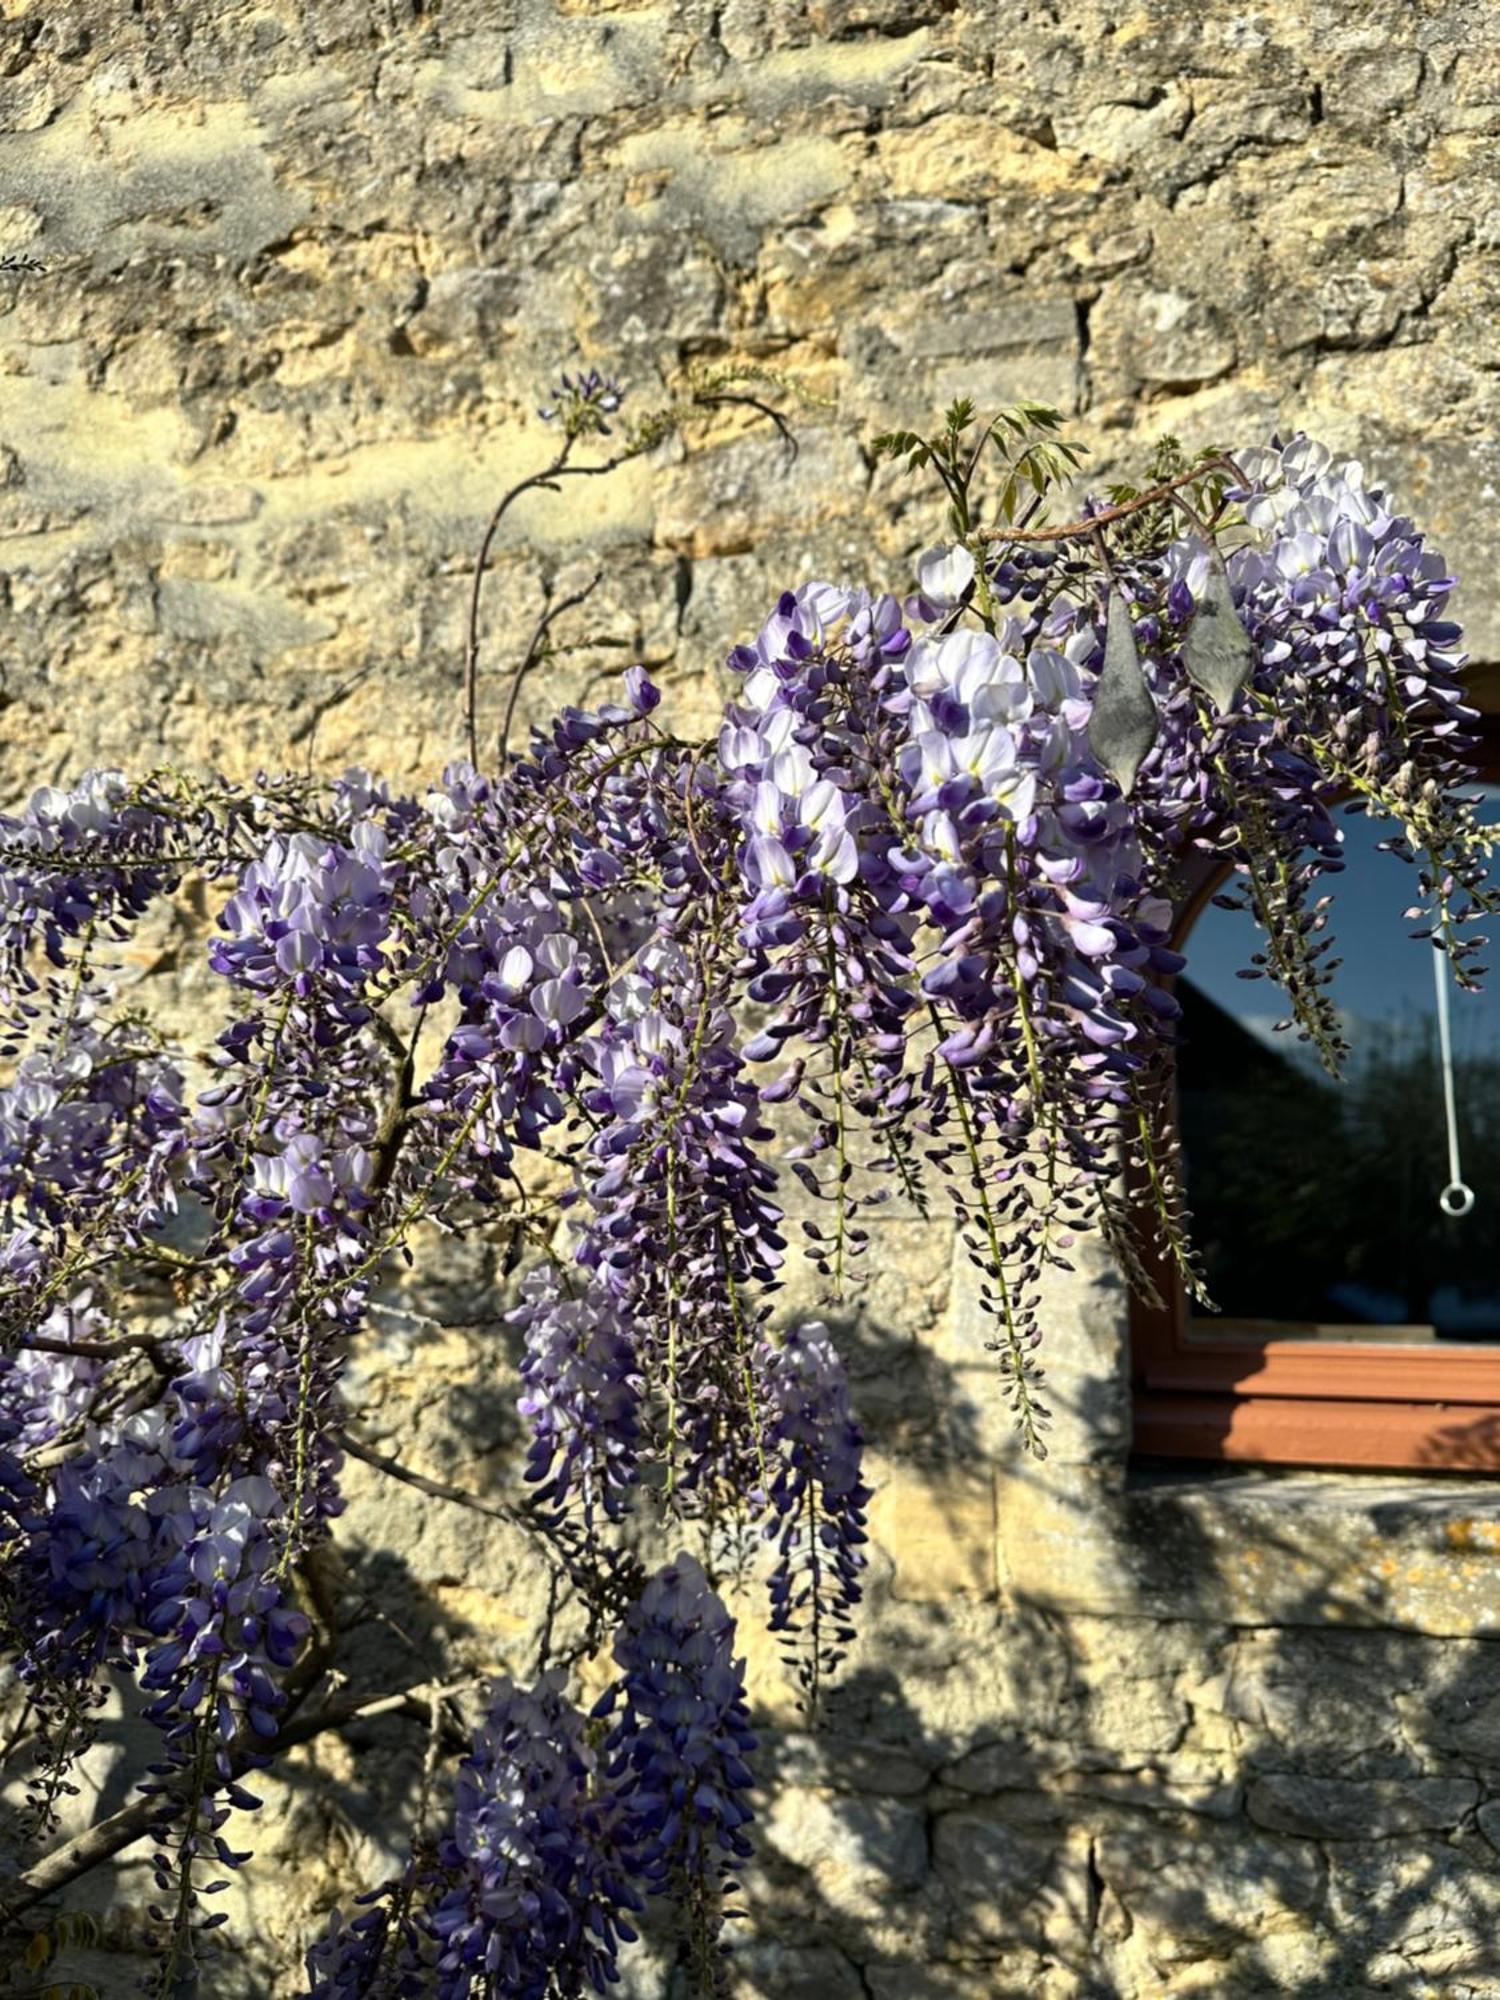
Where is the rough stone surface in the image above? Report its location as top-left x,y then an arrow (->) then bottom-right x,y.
8,1 -> 1500,1996
1246,1775 -> 1482,1841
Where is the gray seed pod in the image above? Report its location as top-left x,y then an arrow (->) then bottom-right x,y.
1089,588 -> 1159,794
1182,543 -> 1255,710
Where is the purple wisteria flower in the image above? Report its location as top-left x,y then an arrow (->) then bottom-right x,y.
3,401 -> 1494,1996
0,769 -> 183,1016
539,368 -> 626,437
426,1672 -> 641,1999
599,1555 -> 756,1989
212,825 -> 394,1009
513,1265 -> 642,1528
0,1022 -> 184,1231
758,1322 -> 870,1704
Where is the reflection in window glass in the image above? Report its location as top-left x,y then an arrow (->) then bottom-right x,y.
1178,790 -> 1500,1343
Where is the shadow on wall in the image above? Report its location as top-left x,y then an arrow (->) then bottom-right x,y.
719,1282 -> 1500,2000
10,1230 -> 1500,1999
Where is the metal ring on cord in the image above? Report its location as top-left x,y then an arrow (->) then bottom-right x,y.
1433,945 -> 1476,1219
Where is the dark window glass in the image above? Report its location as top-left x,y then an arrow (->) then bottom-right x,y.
1178,791 -> 1500,1344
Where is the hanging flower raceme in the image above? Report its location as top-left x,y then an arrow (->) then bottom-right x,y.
305,1898 -> 421,2000
410,901 -> 588,1201
137,1475 -> 310,1987
757,1322 -> 870,1706
211,822 -> 395,1012
514,934 -> 786,1532
720,585 -> 924,1288
598,1554 -> 756,1992
424,1673 -> 642,2000
496,666 -> 700,908
0,1021 -> 185,1233
138,1475 -> 308,1754
1222,438 -> 1486,993
0,1298 -> 108,1454
307,1584 -> 744,2000
513,1264 -> 642,1531
0,1435 -> 157,1832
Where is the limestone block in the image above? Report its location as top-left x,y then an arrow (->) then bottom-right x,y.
1011,1472 -> 1500,1635
932,1810 -> 1091,1949
654,427 -> 870,559
951,1759 -> 1242,1823
866,1458 -> 997,1601
1220,1627 -> 1434,1776
866,1961 -> 1094,2000
807,0 -> 953,37
751,1783 -> 937,1956
1325,1837 -> 1500,1978
760,1725 -> 936,1797
726,1943 -> 868,1999
1093,1820 -> 1324,1963
1086,282 -> 1238,400
1053,89 -> 1193,168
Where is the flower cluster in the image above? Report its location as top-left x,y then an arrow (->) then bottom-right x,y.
0,1297 -> 107,1452
514,1264 -> 641,1530
0,1022 -> 184,1237
211,824 -> 394,1010
513,935 -> 787,1549
600,1554 -> 756,1991
1224,437 -> 1484,991
1,405 -> 1492,1999
308,1559 -> 747,2000
0,769 -> 185,1020
426,1673 -> 640,1998
539,368 -> 626,438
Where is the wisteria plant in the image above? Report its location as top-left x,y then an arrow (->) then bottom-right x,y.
0,371 -> 1492,1999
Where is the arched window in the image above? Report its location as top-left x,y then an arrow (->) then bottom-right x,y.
1132,744 -> 1500,1471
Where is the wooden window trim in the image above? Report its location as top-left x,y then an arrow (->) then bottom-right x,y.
1131,722 -> 1500,1471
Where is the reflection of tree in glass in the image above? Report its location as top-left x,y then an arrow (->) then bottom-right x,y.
1179,981 -> 1500,1340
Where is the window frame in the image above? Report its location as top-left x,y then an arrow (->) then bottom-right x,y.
1131,723 -> 1500,1473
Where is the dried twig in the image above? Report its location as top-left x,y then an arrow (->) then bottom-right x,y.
464,447 -> 633,766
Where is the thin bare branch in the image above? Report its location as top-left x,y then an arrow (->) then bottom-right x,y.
691,389 -> 799,465
465,446 -> 640,767
337,1428 -> 525,1529
497,570 -> 604,765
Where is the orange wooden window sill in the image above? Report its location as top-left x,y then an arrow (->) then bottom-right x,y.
1132,1308 -> 1500,1473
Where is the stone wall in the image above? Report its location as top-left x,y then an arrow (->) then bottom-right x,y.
7,0 -> 1500,1993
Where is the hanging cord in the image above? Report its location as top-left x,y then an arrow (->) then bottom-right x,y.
1433,944 -> 1476,1217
